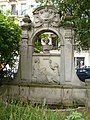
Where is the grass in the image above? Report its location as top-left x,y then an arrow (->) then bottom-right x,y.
0,100 -> 90,120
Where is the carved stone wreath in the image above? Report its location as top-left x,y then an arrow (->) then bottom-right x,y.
39,8 -> 54,20
33,6 -> 60,27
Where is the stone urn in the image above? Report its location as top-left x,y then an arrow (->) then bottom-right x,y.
42,39 -> 51,54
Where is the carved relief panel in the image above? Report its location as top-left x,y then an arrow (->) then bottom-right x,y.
32,55 -> 60,84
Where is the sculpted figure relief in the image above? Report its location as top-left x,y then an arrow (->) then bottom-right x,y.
32,58 -> 49,83
32,57 -> 60,84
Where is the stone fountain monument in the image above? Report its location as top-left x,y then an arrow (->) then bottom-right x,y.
1,6 -> 87,107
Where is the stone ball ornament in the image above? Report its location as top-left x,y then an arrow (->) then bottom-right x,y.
22,15 -> 32,23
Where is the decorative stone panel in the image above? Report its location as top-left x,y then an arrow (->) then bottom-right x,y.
33,6 -> 61,28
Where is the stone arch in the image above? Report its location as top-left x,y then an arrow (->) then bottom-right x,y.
29,28 -> 64,50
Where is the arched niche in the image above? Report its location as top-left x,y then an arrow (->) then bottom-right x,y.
30,29 -> 62,84
29,29 -> 63,52
29,28 -> 64,46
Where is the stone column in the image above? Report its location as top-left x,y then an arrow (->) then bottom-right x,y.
27,43 -> 33,82
64,28 -> 74,83
20,29 -> 28,81
60,44 -> 65,84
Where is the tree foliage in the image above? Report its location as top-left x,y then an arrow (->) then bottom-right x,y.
0,12 -> 21,73
36,0 -> 90,49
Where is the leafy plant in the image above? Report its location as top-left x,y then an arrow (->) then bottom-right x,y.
0,11 -> 21,78
34,41 -> 42,53
40,33 -> 49,40
65,111 -> 85,120
34,33 -> 49,53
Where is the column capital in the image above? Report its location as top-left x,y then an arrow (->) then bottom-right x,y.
21,15 -> 32,30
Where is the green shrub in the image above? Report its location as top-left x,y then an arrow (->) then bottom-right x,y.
65,111 -> 85,120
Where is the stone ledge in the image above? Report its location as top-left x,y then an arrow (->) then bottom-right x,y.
33,53 -> 61,56
2,81 -> 87,89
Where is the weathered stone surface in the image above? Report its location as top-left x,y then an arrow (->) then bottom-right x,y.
19,86 -> 29,101
8,85 -> 20,99
85,79 -> 90,108
29,87 -> 62,104
72,89 -> 86,106
1,84 -> 86,107
0,85 -> 7,101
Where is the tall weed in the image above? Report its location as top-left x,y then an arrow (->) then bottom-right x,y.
0,100 -> 89,120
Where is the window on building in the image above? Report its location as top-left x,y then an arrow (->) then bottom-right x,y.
0,5 -> 6,11
11,4 -> 17,15
21,3 -> 26,15
9,0 -> 16,2
74,57 -> 85,68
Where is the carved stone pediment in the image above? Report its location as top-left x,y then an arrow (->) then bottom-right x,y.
33,6 -> 61,28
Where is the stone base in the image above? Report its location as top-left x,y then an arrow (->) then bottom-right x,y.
0,83 -> 86,107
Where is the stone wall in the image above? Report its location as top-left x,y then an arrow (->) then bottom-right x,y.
0,83 -> 86,107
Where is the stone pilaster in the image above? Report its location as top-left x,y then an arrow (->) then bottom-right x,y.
64,28 -> 74,83
20,15 -> 32,82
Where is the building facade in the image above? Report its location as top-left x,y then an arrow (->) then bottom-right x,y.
0,0 -> 38,24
